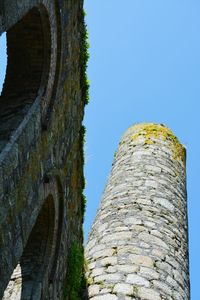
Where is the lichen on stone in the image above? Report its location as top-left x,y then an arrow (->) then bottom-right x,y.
130,123 -> 186,165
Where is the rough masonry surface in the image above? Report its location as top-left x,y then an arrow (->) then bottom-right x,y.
0,1 -> 87,299
85,123 -> 190,300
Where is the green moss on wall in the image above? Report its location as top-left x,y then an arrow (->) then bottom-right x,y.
63,242 -> 86,300
80,11 -> 90,105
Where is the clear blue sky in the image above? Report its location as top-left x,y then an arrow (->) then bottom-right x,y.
0,1 -> 199,298
83,1 -> 200,299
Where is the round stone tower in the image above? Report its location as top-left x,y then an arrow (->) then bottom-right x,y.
85,123 -> 190,300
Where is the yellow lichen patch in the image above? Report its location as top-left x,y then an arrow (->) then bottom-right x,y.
87,277 -> 93,285
130,123 -> 186,165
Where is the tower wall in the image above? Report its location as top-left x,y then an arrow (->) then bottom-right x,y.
86,124 -> 190,300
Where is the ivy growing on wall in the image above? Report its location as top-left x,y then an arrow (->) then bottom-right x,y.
63,8 -> 89,299
63,242 -> 86,300
80,10 -> 90,105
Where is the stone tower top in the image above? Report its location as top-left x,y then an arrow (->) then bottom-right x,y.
121,123 -> 185,166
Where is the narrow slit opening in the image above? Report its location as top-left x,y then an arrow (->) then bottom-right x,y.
0,33 -> 7,95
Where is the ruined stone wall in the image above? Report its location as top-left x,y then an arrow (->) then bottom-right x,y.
86,123 -> 190,300
0,1 -> 88,299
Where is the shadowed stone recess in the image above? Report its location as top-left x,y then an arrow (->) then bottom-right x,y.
86,123 -> 190,300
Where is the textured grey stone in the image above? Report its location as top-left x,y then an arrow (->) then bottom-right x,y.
91,295 -> 118,300
152,280 -> 172,296
88,285 -> 100,297
116,264 -> 139,274
139,267 -> 160,280
153,197 -> 174,211
126,274 -> 149,287
86,124 -> 189,300
99,257 -> 117,267
117,246 -> 143,255
128,254 -> 154,267
101,232 -> 132,243
113,283 -> 133,295
99,288 -> 112,294
124,217 -> 142,225
91,268 -> 105,277
138,287 -> 161,300
0,1 -> 87,299
138,232 -> 169,249
92,249 -> 115,259
94,274 -> 121,283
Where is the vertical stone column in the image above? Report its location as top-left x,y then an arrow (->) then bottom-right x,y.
85,123 -> 190,300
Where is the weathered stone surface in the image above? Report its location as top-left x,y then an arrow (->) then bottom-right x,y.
86,123 -> 190,299
91,295 -> 118,300
99,256 -> 117,267
89,285 -> 100,297
91,268 -> 105,277
116,264 -> 139,274
113,283 -> 133,295
138,287 -> 161,300
152,280 -> 172,296
128,254 -> 154,267
93,248 -> 115,259
0,1 -> 86,299
94,274 -> 122,284
126,274 -> 149,287
139,267 -> 159,280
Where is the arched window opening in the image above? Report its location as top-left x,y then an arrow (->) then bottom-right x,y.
0,6 -> 51,152
3,196 -> 55,300
0,33 -> 7,95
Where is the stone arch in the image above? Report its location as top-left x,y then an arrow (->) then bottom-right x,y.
0,1 -> 61,151
48,176 -> 64,284
2,176 -> 64,300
